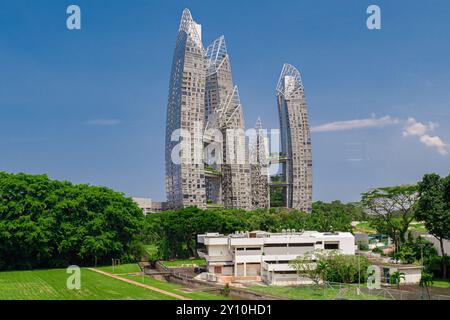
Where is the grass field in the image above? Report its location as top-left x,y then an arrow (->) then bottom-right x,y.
0,267 -> 174,300
0,264 -> 223,300
431,279 -> 450,289
98,263 -> 225,300
247,284 -> 385,300
353,221 -> 377,234
96,263 -> 141,274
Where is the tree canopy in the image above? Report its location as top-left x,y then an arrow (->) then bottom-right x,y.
416,173 -> 450,278
361,185 -> 418,251
0,172 -> 144,270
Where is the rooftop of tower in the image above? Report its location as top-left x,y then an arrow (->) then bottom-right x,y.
178,8 -> 202,46
206,35 -> 228,66
276,63 -> 304,98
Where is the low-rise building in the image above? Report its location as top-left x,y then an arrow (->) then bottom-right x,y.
380,264 -> 423,285
197,230 -> 355,285
132,197 -> 166,214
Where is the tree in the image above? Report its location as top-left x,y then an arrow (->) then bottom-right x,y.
389,270 -> 405,290
289,251 -> 326,285
310,201 -> 354,232
420,271 -> 434,299
416,173 -> 450,279
361,185 -> 418,253
289,250 -> 370,285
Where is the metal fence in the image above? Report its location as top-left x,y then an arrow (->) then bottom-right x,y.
322,282 -> 450,300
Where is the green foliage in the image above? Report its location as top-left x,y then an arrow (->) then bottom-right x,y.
0,172 -> 145,270
416,173 -> 450,240
392,236 -> 437,264
372,247 -> 383,255
320,252 -> 370,283
221,283 -> 231,297
290,250 -> 371,284
420,271 -> 434,288
310,201 -> 360,232
420,270 -> 434,299
416,173 -> 450,278
389,270 -> 405,289
289,251 -> 324,285
362,185 -> 419,251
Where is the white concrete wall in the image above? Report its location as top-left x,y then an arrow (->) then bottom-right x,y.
208,244 -> 231,257
402,268 -> 422,284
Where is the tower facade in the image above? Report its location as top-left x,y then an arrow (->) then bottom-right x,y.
250,118 -> 270,209
204,36 -> 252,210
165,9 -> 206,209
276,64 -> 313,212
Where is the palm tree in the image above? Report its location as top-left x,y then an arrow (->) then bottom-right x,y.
419,271 -> 434,300
389,270 -> 405,290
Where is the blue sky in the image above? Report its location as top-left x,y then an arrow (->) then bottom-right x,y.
0,0 -> 449,202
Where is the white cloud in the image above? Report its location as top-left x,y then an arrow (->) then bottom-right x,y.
83,119 -> 121,126
402,118 -> 447,156
312,114 -> 448,156
311,115 -> 398,133
402,117 -> 438,137
419,134 -> 448,155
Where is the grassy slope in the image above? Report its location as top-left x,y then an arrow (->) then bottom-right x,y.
0,264 -> 225,300
98,263 -> 225,300
353,221 -> 428,235
0,267 -> 174,300
432,280 -> 450,289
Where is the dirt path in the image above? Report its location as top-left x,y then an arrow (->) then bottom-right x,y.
88,268 -> 192,300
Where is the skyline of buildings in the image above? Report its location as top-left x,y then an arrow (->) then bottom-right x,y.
164,9 -> 312,212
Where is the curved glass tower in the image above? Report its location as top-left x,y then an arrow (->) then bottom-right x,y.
276,64 -> 313,212
204,35 -> 252,210
165,9 -> 206,209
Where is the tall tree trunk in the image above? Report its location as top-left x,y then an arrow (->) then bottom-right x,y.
439,238 -> 447,279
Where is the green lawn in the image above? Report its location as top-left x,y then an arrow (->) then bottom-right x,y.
0,267 -> 175,300
354,221 -> 428,235
161,259 -> 206,267
96,263 -> 141,274
247,284 -> 385,300
353,221 -> 377,234
0,264 -> 226,300
431,279 -> 450,289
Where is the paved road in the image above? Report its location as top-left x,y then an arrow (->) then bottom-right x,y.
88,268 -> 192,300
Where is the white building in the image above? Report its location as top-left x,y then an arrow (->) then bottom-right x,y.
132,197 -> 165,214
197,230 -> 355,285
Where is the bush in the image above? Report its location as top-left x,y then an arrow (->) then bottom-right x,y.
372,247 -> 383,255
357,243 -> 369,251
391,236 -> 438,265
290,251 -> 371,284
321,252 -> 371,283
